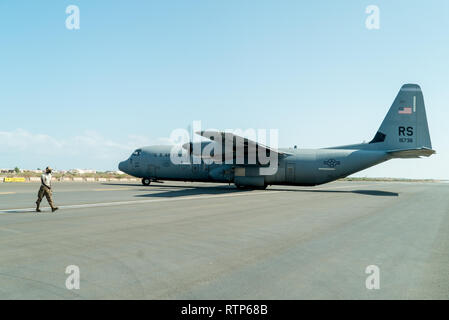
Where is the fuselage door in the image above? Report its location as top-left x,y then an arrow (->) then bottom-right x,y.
286,162 -> 295,183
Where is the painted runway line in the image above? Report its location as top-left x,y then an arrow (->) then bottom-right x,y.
0,190 -> 284,214
0,183 -> 375,215
0,227 -> 23,234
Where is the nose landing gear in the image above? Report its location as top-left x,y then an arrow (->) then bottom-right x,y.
142,178 -> 151,186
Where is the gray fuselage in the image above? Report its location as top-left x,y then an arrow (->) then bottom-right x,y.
118,84 -> 434,188
118,145 -> 389,187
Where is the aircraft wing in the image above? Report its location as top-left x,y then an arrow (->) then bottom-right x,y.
386,147 -> 436,158
195,130 -> 291,161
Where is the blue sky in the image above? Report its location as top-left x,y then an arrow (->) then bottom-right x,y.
0,1 -> 448,178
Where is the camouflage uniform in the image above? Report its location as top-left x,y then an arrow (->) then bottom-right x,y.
36,185 -> 55,209
36,167 -> 58,212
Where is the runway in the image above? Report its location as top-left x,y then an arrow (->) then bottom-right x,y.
0,180 -> 448,299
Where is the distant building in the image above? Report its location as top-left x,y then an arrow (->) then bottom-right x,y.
69,169 -> 97,175
0,169 -> 15,174
105,170 -> 125,175
25,169 -> 44,174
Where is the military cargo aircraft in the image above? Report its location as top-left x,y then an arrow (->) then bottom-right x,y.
118,84 -> 435,189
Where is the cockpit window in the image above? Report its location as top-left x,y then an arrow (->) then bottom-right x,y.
132,149 -> 142,156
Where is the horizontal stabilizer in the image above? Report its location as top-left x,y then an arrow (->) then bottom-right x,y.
387,147 -> 436,158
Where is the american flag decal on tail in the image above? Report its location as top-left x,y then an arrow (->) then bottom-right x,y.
398,107 -> 412,114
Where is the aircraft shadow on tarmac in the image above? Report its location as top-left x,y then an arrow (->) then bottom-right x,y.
101,183 -> 398,197
135,185 -> 251,198
124,184 -> 399,198
102,183 -> 145,187
353,190 -> 398,196
268,188 -> 399,197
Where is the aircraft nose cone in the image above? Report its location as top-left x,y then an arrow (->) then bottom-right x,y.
118,160 -> 127,173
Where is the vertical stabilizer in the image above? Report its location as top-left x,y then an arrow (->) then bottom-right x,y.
369,84 -> 432,151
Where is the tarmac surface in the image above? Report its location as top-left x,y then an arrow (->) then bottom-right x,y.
0,180 -> 448,299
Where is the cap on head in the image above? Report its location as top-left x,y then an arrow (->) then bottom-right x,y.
46,166 -> 52,173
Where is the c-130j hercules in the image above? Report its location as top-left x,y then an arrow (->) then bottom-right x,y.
119,84 -> 435,189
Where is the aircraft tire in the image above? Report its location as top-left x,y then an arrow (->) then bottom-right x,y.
142,178 -> 151,186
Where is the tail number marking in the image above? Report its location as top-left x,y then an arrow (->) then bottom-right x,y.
398,126 -> 413,136
398,126 -> 413,143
